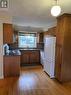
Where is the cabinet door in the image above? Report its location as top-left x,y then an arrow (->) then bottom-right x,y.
3,23 -> 13,44
11,56 -> 20,76
30,51 -> 40,64
55,45 -> 62,81
48,27 -> 56,36
39,33 -> 44,42
4,56 -> 20,77
21,51 -> 29,64
56,19 -> 65,46
30,52 -> 36,63
4,57 -> 11,77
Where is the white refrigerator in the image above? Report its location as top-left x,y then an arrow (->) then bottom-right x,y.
44,36 -> 56,78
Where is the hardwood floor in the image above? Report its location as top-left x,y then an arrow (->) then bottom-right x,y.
0,66 -> 71,95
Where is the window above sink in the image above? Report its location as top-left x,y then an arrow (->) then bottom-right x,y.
18,32 -> 37,48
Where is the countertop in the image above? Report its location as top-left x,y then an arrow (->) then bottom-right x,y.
4,48 -> 43,56
4,54 -> 21,56
19,48 -> 40,51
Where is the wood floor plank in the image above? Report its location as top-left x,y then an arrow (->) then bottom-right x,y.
0,66 -> 71,95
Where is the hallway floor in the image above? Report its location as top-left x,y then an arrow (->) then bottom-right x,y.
0,66 -> 71,95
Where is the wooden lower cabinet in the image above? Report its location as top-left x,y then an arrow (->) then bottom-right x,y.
21,50 -> 40,65
21,51 -> 30,64
4,56 -> 20,77
30,51 -> 40,63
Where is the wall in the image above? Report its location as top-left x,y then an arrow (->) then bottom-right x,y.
0,11 -> 12,23
0,23 -> 3,79
0,11 -> 12,79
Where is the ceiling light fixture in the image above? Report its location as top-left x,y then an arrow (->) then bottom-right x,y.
51,0 -> 61,17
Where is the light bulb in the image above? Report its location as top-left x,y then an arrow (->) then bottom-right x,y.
51,5 -> 61,17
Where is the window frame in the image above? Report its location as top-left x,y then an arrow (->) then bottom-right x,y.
18,32 -> 37,48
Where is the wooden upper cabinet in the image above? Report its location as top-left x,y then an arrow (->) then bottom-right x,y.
48,27 -> 56,36
3,23 -> 13,44
44,27 -> 56,37
56,17 -> 65,46
39,32 -> 44,43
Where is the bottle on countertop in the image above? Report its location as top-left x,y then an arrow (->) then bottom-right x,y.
3,44 -> 9,55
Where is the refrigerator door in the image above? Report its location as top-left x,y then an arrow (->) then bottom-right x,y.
44,37 -> 56,78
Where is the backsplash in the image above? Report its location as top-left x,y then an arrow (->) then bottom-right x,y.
8,42 -> 44,50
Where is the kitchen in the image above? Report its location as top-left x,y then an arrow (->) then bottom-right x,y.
0,14 -> 71,95
0,13 -> 71,82
2,21 -> 57,78
0,0 -> 71,94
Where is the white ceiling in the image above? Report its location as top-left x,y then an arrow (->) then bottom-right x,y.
2,0 -> 71,31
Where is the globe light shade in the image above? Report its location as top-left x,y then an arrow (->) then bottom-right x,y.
51,5 -> 61,17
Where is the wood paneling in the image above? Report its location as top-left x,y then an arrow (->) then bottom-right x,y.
4,56 -> 20,77
0,66 -> 71,95
3,23 -> 13,44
